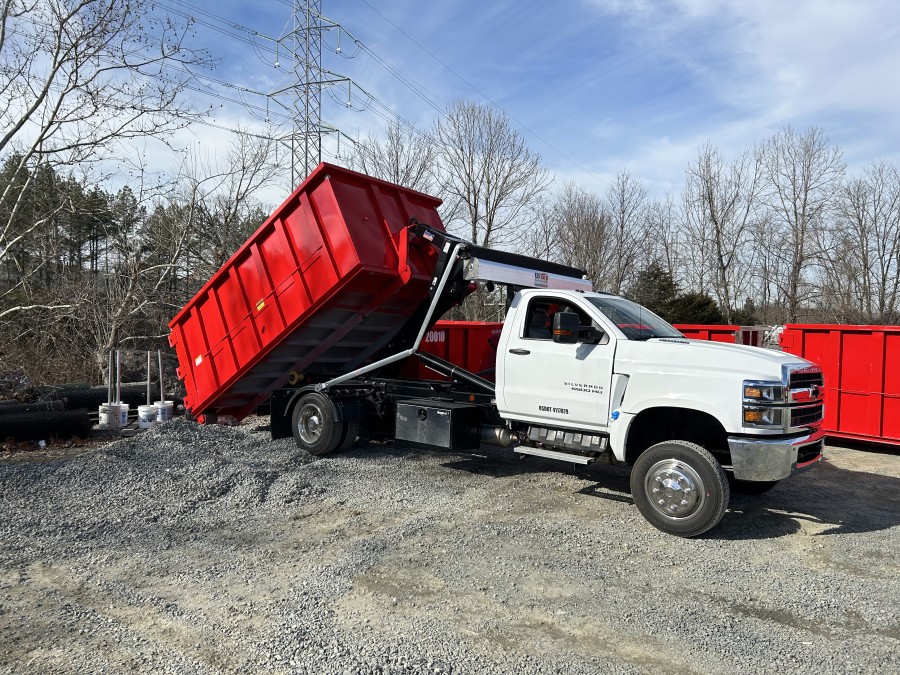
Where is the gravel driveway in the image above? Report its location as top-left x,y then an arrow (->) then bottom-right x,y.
2,418 -> 899,674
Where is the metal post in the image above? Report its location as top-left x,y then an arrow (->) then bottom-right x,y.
107,351 -> 113,404
146,351 -> 152,405
158,350 -> 164,401
115,350 -> 121,404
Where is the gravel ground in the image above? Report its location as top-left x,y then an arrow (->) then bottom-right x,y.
1,418 -> 899,674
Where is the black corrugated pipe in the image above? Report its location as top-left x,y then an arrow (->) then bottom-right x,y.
41,384 -> 155,410
0,400 -> 65,416
0,409 -> 91,441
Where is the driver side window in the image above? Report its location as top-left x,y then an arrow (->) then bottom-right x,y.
524,298 -> 592,340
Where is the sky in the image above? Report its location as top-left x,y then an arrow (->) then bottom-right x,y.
157,0 -> 900,203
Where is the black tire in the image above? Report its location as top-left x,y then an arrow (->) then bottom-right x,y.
730,478 -> 780,495
334,418 -> 360,453
291,392 -> 343,455
630,440 -> 730,537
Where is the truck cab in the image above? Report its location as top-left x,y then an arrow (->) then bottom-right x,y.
496,288 -> 824,535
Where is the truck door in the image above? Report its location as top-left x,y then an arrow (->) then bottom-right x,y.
500,295 -> 614,431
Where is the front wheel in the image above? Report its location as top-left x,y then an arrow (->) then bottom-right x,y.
630,440 -> 730,537
291,392 -> 343,455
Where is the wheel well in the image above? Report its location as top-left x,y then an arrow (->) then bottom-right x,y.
624,407 -> 728,466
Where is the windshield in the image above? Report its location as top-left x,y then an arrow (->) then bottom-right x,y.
585,296 -> 683,341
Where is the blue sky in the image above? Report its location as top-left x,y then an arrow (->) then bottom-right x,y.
167,0 -> 900,200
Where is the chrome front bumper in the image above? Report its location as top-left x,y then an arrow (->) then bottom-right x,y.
727,427 -> 825,481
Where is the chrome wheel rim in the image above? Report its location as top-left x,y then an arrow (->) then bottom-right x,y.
298,403 -> 323,444
644,459 -> 705,519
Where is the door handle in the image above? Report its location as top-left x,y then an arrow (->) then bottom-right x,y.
509,348 -> 531,355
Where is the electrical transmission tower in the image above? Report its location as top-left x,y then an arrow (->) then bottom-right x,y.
271,1 -> 351,185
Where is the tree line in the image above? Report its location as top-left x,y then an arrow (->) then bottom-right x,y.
351,107 -> 900,328
2,1 -> 898,388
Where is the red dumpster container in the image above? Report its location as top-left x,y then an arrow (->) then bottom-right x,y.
400,321 -> 504,381
737,326 -> 767,347
674,325 -> 740,343
168,163 -> 445,422
780,324 -> 900,446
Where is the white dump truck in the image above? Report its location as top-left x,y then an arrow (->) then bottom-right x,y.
171,164 -> 823,538
270,221 -> 824,537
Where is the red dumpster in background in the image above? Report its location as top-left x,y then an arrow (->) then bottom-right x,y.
168,163 -> 445,423
674,325 -> 767,346
674,324 -> 740,343
780,324 -> 900,447
400,321 -> 504,381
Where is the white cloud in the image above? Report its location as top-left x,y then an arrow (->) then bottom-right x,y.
577,0 -> 900,188
588,0 -> 900,122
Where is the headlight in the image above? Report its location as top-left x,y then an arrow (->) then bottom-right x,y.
743,380 -> 785,404
742,406 -> 785,429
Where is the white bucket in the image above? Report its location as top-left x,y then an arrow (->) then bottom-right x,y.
119,403 -> 129,427
138,404 -> 158,429
99,403 -> 121,429
154,400 -> 173,423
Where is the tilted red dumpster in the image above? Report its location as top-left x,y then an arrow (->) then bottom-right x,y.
780,324 -> 900,446
168,163 -> 445,423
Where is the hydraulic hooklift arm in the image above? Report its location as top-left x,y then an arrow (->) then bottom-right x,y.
315,223 -> 465,391
315,219 -> 591,392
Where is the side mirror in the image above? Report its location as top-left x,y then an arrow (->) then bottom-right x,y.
552,312 -> 605,344
584,326 -> 605,344
552,312 -> 580,343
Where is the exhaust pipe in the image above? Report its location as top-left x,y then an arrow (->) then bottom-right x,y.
480,425 -> 513,447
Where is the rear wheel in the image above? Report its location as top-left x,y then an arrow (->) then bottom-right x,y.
630,440 -> 729,537
292,392 -> 343,455
334,418 -> 360,453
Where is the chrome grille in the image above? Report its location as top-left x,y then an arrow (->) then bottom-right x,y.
790,369 -> 823,389
791,404 -> 824,427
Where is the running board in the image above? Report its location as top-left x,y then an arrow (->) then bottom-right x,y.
514,445 -> 596,465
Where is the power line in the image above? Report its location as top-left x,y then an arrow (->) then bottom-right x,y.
147,1 -> 435,173
164,1 -> 439,134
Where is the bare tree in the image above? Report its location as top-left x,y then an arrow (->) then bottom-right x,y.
545,175 -> 650,294
746,212 -> 783,324
432,100 -> 551,248
183,130 -> 284,279
547,182 -> 610,288
603,171 -> 649,294
682,143 -> 763,323
643,195 -> 683,286
823,161 -> 900,323
345,120 -> 436,194
760,126 -> 844,321
521,212 -> 559,262
0,0 -> 211,318
78,130 -> 281,374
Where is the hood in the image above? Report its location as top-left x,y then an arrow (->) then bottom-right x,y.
614,338 -> 812,382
